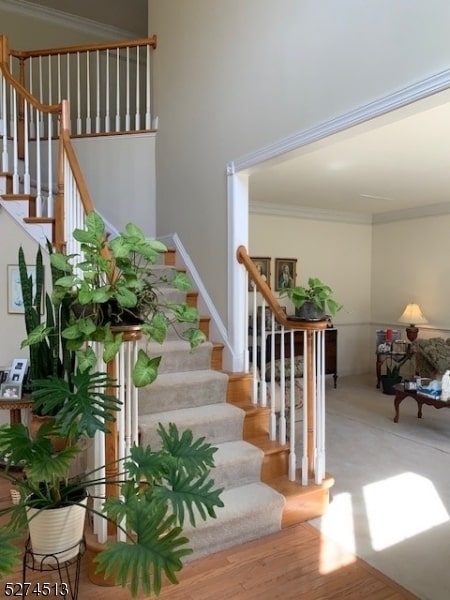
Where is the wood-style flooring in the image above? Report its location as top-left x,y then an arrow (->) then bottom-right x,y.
0,474 -> 419,600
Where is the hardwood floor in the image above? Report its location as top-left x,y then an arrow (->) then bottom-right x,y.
0,477 -> 419,600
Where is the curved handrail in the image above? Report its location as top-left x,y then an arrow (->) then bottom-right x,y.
236,245 -> 327,332
0,36 -> 61,115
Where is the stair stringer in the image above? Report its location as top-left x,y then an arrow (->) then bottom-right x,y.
0,196 -> 54,246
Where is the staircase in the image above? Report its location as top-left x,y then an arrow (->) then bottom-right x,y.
0,33 -> 334,569
133,254 -> 333,562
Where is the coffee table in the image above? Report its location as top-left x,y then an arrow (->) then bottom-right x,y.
393,383 -> 450,422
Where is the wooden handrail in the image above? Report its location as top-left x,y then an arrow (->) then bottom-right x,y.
60,102 -> 95,216
8,36 -> 158,60
0,35 -> 61,115
236,245 -> 327,332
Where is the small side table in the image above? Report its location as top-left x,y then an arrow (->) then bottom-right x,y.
0,396 -> 33,424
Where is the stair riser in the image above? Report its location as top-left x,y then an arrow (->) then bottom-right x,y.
139,405 -> 245,449
146,341 -> 213,372
138,372 -> 228,414
211,442 -> 264,490
182,484 -> 285,562
260,450 -> 289,481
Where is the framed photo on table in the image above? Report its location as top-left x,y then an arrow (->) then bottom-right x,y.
275,258 -> 297,291
0,383 -> 22,400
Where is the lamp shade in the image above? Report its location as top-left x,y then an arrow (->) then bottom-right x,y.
398,303 -> 428,326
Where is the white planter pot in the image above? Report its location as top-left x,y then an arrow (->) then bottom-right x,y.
27,496 -> 87,564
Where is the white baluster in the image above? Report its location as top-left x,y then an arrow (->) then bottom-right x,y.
115,48 -> 120,132
95,50 -> 101,133
105,49 -> 110,132
12,89 -> 19,193
1,76 -> 8,172
145,44 -> 151,129
135,46 -> 140,131
76,52 -> 82,134
23,100 -> 30,194
288,331 -> 297,481
125,47 -> 130,132
85,51 -> 91,134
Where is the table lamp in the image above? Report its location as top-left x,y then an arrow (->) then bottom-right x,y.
398,303 -> 428,342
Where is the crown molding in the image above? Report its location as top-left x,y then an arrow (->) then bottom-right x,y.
230,68 -> 450,175
251,199 -> 450,225
0,0 -> 137,40
373,201 -> 450,224
250,200 -> 372,225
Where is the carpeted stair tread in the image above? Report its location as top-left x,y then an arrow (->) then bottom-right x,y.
210,441 -> 264,489
145,339 -> 214,372
138,369 -> 229,414
183,482 -> 285,561
139,403 -> 245,448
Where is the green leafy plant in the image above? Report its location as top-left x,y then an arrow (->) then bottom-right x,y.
0,213 -> 219,596
48,212 -> 204,387
280,277 -> 342,317
20,212 -> 206,389
18,243 -> 75,413
385,363 -> 402,378
0,420 -> 224,597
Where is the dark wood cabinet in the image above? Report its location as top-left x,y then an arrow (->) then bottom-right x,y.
261,328 -> 338,388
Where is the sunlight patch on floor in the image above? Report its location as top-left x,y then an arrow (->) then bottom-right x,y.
363,472 -> 449,551
318,492 -> 357,574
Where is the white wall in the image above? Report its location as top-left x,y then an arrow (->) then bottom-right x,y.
148,0 -> 450,329
73,135 -> 156,237
372,214 -> 450,335
249,213 -> 373,375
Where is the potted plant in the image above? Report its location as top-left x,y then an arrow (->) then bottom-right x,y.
280,277 -> 342,321
19,212 -> 205,391
0,407 -> 224,597
0,213 -> 223,596
18,244 -> 77,444
380,359 -> 406,395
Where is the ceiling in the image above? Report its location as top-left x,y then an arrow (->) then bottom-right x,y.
19,2 -> 450,223
249,88 -> 450,223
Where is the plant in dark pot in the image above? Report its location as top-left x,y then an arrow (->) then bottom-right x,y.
380,358 -> 407,395
280,277 -> 342,321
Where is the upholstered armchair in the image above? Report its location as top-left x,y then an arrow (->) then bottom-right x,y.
412,337 -> 450,378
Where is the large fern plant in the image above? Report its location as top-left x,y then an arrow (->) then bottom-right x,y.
0,421 -> 223,597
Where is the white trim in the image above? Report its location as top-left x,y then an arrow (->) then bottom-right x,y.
0,0 -> 138,40
250,200 -> 372,225
231,68 -> 450,174
227,170 -> 249,371
157,233 -> 232,369
227,69 -> 450,372
373,201 -> 450,224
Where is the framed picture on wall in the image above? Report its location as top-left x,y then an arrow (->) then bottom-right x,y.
275,258 -> 297,291
7,264 -> 43,314
248,257 -> 271,291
